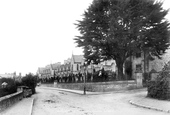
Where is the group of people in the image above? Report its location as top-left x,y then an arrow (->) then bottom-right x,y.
40,69 -> 116,83
41,73 -> 88,83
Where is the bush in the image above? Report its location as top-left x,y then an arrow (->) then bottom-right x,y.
147,62 -> 170,100
22,73 -> 38,94
0,78 -> 17,97
147,80 -> 169,99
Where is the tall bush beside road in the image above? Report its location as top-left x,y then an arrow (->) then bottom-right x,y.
147,62 -> 170,100
22,73 -> 38,94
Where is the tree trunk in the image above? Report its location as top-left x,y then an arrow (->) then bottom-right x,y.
116,59 -> 124,80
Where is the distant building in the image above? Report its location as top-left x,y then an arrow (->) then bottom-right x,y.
99,60 -> 116,72
14,72 -> 22,82
37,65 -> 53,80
51,62 -> 61,77
37,67 -> 44,79
71,55 -> 84,74
0,72 -> 20,80
37,55 -> 118,80
0,73 -> 14,78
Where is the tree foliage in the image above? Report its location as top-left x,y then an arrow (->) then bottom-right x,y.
75,0 -> 170,79
22,73 -> 38,94
0,78 -> 17,97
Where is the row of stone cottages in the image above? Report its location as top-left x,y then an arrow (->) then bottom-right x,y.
37,49 -> 170,82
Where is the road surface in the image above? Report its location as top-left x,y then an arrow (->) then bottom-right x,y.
32,87 -> 168,115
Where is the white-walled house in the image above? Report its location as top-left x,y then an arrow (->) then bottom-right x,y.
99,59 -> 116,72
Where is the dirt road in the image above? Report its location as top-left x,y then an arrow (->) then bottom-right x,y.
32,87 -> 168,115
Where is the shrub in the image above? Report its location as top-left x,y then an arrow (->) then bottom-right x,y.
22,73 -> 38,94
0,78 -> 17,97
147,80 -> 169,99
147,62 -> 170,100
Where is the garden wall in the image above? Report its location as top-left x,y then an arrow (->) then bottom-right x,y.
53,80 -> 137,92
0,91 -> 23,112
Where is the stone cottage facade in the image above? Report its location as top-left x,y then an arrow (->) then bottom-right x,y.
130,49 -> 170,80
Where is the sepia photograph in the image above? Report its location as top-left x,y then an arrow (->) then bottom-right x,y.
0,0 -> 170,115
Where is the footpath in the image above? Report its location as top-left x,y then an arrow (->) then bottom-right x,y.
41,85 -> 170,113
129,92 -> 170,113
0,97 -> 34,115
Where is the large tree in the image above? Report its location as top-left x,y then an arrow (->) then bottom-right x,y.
75,0 -> 170,80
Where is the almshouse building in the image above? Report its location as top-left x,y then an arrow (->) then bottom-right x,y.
37,48 -> 170,83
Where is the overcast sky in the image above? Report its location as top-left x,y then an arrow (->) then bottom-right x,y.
0,0 -> 169,76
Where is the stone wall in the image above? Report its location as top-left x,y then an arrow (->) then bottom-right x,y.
0,91 -> 23,112
54,80 -> 137,92
149,49 -> 170,72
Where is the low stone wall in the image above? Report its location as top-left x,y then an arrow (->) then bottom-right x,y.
0,91 -> 23,112
54,80 -> 137,92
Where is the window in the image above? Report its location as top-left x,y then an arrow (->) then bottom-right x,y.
136,52 -> 141,58
77,64 -> 79,71
136,64 -> 142,71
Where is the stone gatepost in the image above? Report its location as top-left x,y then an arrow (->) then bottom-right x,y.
135,70 -> 143,88
54,81 -> 57,87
